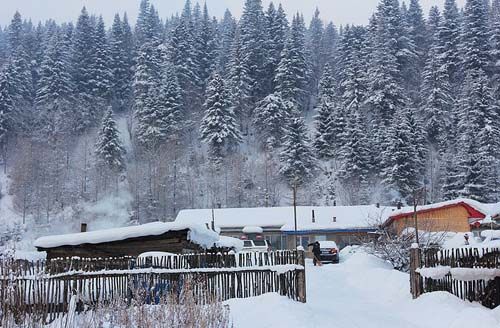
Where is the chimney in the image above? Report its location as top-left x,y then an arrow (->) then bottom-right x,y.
80,223 -> 87,233
397,202 -> 402,210
332,216 -> 337,223
312,210 -> 316,223
376,203 -> 380,208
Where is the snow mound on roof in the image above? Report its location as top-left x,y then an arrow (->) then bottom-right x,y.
215,236 -> 244,251
34,222 -> 219,249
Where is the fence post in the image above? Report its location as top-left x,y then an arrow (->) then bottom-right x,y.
410,244 -> 422,299
296,250 -> 307,303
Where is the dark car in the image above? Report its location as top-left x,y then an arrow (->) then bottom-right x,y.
318,241 -> 339,263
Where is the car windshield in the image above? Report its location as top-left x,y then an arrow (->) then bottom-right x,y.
253,240 -> 267,246
243,241 -> 253,247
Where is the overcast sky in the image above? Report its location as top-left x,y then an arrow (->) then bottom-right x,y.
1,0 -> 467,27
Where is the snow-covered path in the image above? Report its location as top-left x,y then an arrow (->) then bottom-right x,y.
227,249 -> 500,328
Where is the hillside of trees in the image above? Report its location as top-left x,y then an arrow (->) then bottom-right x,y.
0,0 -> 499,234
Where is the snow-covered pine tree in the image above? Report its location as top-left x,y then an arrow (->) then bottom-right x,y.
239,0 -> 267,101
440,149 -> 463,200
169,1 -> 200,113
455,69 -> 499,201
217,9 -> 237,74
0,72 -> 13,149
404,0 -> 426,104
338,107 -> 371,204
313,64 -> 337,159
36,33 -> 73,112
421,15 -> 454,150
337,25 -> 368,113
307,8 -> 324,104
95,108 -> 125,173
200,73 -> 241,165
109,14 -> 133,112
91,16 -> 112,101
320,22 -> 338,67
279,111 -> 316,187
133,42 -> 169,149
274,14 -> 309,110
381,108 -> 423,202
194,3 -> 219,89
366,0 -> 407,124
462,0 -> 490,73
439,0 -> 462,88
263,3 -> 289,93
7,11 -> 23,54
253,92 -> 288,150
490,0 -> 500,104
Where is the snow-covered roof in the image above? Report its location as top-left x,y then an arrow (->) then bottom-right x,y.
34,222 -> 219,250
386,198 -> 500,225
176,206 -> 394,233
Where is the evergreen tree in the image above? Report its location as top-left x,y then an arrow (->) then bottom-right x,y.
263,3 -> 289,93
226,28 -> 253,136
133,42 -> 166,149
279,113 -> 316,187
200,73 -> 241,164
338,107 -> 371,204
110,14 -> 134,111
169,1 -> 200,112
95,108 -> 125,172
313,64 -> 337,159
455,70 -> 500,201
439,0 -> 461,87
422,16 -> 454,149
0,72 -> 14,149
239,0 -> 267,101
36,33 -> 73,111
366,0 -> 408,124
253,92 -> 288,150
274,14 -> 309,109
491,0 -> 500,103
91,16 -> 112,100
462,0 -> 490,73
381,109 -> 423,201
195,3 -> 218,88
7,11 -> 23,53
217,9 -> 237,73
307,8 -> 324,102
72,7 -> 94,98
337,26 -> 368,112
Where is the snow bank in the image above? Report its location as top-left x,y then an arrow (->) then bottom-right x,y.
215,236 -> 244,251
242,226 -> 263,234
34,222 -> 219,250
481,230 -> 500,239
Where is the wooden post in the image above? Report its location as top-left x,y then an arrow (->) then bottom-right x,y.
410,245 -> 422,299
297,249 -> 307,303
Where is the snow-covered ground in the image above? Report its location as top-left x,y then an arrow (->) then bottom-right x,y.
227,248 -> 500,328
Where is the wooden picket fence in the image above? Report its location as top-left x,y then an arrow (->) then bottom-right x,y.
410,247 -> 500,309
0,250 -> 306,324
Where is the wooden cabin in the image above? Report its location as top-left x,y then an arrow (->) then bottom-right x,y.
34,222 -> 220,260
383,200 -> 488,234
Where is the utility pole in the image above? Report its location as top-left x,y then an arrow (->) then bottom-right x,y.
413,187 -> 425,245
293,179 -> 298,248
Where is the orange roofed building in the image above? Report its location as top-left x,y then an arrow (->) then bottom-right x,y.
383,199 -> 500,234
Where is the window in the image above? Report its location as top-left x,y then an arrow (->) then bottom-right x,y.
315,235 -> 327,242
253,240 -> 266,246
243,241 -> 253,247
